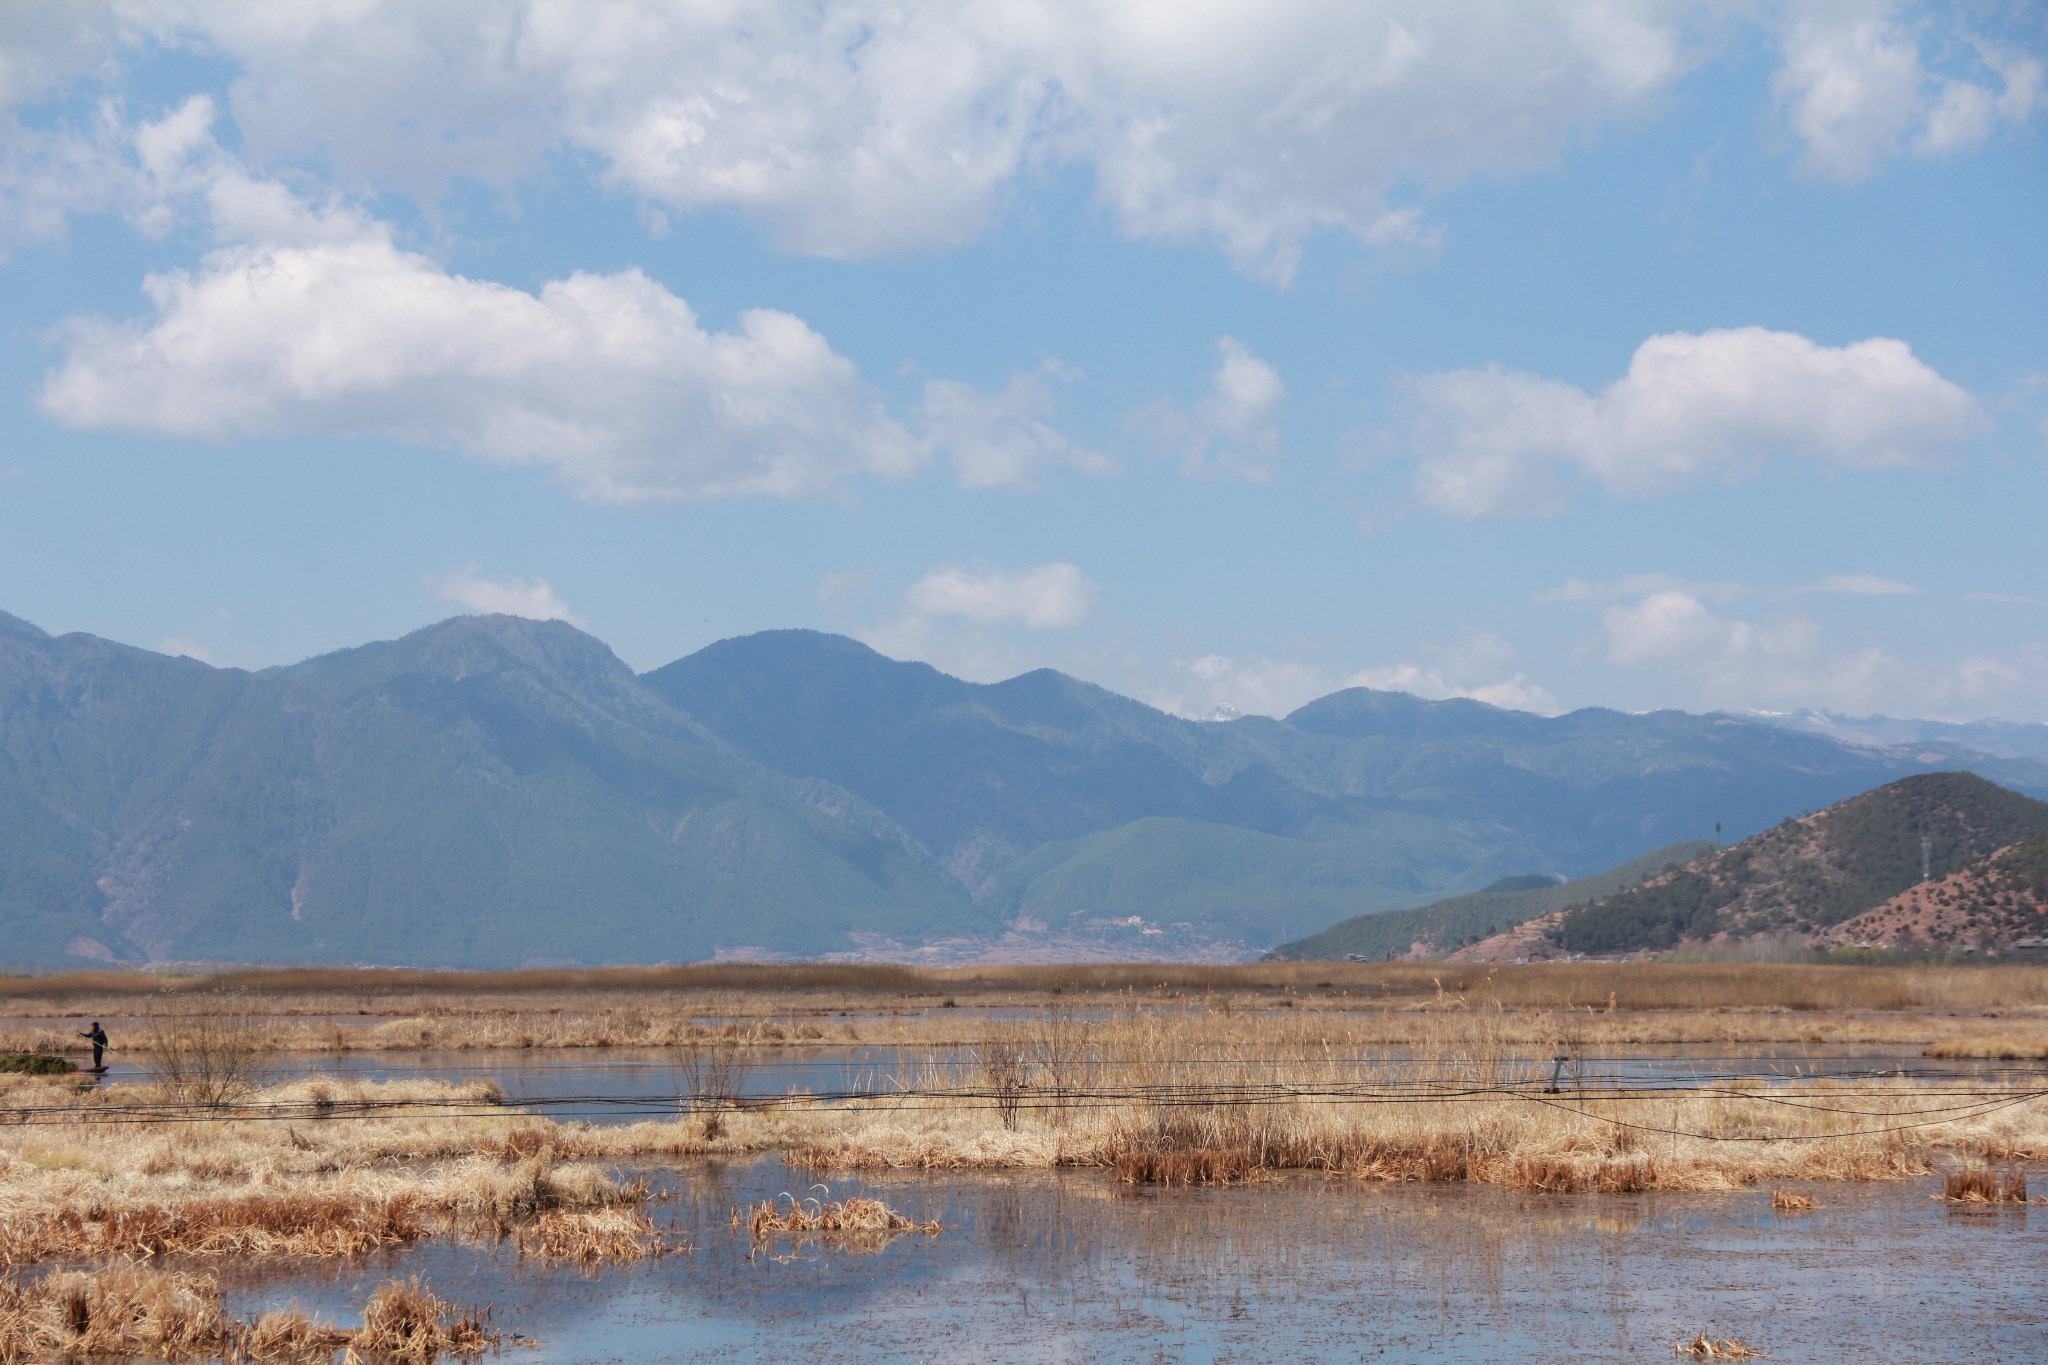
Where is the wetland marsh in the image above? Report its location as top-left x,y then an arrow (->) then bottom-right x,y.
2,963 -> 2045,1361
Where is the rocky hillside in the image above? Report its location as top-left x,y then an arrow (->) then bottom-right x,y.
1456,773 -> 2048,959
1826,833 -> 2048,950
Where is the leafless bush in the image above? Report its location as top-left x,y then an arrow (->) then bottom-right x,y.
671,1027 -> 752,1138
975,1032 -> 1030,1131
1030,1003 -> 1096,1129
140,987 -> 276,1109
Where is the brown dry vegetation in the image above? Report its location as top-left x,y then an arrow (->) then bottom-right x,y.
736,1192 -> 940,1241
1677,1333 -> 1767,1359
0,1265 -> 494,1363
2,975 -> 2046,1272
0,1075 -> 648,1266
1939,1167 -> 2028,1203
6,963 -> 2048,1060
515,1206 -> 681,1264
778,1002 -> 2048,1193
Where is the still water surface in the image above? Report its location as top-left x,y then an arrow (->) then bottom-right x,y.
198,1161 -> 2042,1363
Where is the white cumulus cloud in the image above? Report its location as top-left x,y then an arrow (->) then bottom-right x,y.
1134,337 -> 1286,482
428,566 -> 583,625
903,561 -> 1098,629
1403,327 -> 1982,518
1775,7 -> 2044,181
36,155 -> 920,502
11,1 -> 1698,282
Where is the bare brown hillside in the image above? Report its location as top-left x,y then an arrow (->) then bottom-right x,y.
1539,773 -> 2048,957
1829,833 -> 2048,950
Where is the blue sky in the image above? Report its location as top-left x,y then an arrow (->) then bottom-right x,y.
1,2 -> 2044,721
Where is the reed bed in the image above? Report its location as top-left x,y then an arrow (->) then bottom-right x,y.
0,1075 -> 646,1266
735,1191 -> 940,1240
1939,1167 -> 2028,1203
6,964 -> 2047,1051
783,1001 -> 2048,1192
1677,1332 -> 1767,1359
0,1265 -> 494,1363
2,997 -> 2044,1268
1922,1032 -> 2048,1060
514,1207 -> 681,1264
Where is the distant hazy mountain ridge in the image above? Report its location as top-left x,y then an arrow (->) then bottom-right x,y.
3,613 -> 2044,967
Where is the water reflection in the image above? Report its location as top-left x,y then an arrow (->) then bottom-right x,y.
185,1161 -> 2044,1364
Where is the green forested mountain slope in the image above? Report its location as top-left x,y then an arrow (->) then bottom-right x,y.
4,614 -> 2046,967
1268,842 -> 1718,962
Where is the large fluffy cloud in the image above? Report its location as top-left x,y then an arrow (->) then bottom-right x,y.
8,6 -> 2042,273
13,1 -> 1702,281
1404,327 -> 1982,517
35,104 -> 1124,500
40,219 -> 918,500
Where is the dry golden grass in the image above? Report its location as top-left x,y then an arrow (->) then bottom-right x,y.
514,1207 -> 681,1264
735,1191 -> 940,1240
784,1001 -> 2048,1192
0,1075 -> 645,1266
1768,1189 -> 1819,1211
352,1277 -> 498,1362
1923,1032 -> 2048,1060
1677,1333 -> 1767,1359
1940,1167 -> 2028,1203
0,1266 -> 494,1364
4,990 -> 2046,1263
7,962 -> 2048,1060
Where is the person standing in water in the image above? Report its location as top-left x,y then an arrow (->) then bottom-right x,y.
79,1021 -> 108,1069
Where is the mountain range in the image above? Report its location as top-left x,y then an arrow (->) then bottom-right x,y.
5,609 -> 2047,968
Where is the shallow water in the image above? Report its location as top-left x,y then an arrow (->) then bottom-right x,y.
73,1043 -> 2048,1127
195,1161 -> 2044,1363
